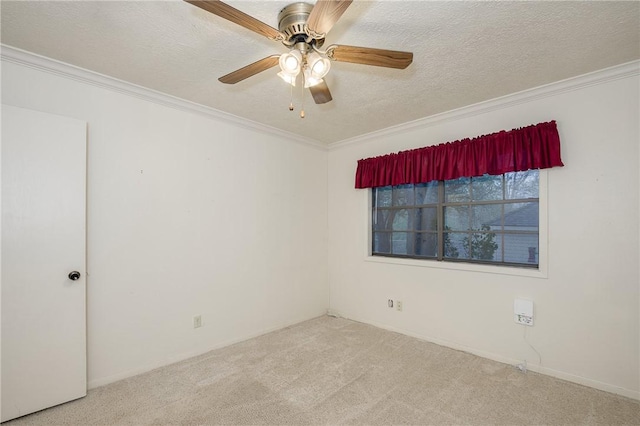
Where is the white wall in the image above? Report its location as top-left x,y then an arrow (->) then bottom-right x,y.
3,50 -> 638,400
328,70 -> 640,398
1,59 -> 329,388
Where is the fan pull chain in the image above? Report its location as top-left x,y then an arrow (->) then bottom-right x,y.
288,81 -> 294,111
300,72 -> 305,119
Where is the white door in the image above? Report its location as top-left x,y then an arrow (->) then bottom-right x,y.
1,105 -> 87,422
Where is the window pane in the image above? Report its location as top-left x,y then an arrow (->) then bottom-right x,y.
372,209 -> 392,231
374,186 -> 392,207
444,206 -> 469,231
444,232 -> 467,259
392,209 -> 412,231
445,177 -> 470,202
493,233 -> 504,263
391,232 -> 412,255
415,232 -> 437,257
416,207 -> 437,231
469,231 -> 500,261
471,174 -> 503,201
504,202 -> 539,231
415,181 -> 438,204
504,234 -> 539,264
392,185 -> 414,206
505,170 -> 539,200
373,232 -> 391,254
471,204 -> 502,230
372,174 -> 539,267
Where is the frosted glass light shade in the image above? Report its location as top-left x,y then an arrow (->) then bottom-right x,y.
303,68 -> 323,88
279,51 -> 302,74
306,51 -> 331,80
277,71 -> 297,86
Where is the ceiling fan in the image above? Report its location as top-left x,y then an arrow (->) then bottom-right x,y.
184,0 -> 413,115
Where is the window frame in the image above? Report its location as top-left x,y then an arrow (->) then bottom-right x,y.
364,170 -> 548,279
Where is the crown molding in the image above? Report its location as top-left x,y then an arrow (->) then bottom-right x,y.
3,44 -> 637,152
0,44 -> 327,151
329,60 -> 640,151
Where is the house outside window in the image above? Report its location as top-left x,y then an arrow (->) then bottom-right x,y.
372,170 -> 539,267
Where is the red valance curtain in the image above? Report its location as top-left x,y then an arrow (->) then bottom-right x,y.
355,121 -> 563,189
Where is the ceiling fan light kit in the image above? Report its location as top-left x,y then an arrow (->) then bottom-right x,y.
185,0 -> 413,115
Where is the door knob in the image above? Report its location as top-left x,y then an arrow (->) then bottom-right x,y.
68,271 -> 81,281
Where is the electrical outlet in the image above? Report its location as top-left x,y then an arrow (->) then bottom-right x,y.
388,299 -> 394,308
193,315 -> 202,329
396,300 -> 403,311
515,314 -> 533,326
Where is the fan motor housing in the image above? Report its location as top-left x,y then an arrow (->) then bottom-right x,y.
278,2 -> 324,47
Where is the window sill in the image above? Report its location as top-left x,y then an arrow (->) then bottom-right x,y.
364,254 -> 548,279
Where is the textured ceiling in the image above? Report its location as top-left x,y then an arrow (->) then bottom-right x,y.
2,1 -> 639,144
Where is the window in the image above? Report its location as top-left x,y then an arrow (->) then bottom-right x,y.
372,170 -> 539,267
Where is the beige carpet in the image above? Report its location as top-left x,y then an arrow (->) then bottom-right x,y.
5,316 -> 639,425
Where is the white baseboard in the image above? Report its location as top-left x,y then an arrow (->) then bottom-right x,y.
87,310 -> 328,389
328,309 -> 639,401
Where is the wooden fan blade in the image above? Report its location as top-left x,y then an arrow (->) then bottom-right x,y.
327,45 -> 413,69
309,80 -> 333,104
306,0 -> 353,38
185,0 -> 283,41
219,55 -> 280,84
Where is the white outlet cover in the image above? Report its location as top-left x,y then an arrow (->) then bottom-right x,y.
514,299 -> 533,316
193,315 -> 202,328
